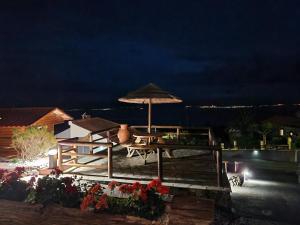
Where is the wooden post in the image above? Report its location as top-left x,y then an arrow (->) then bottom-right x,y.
106,131 -> 110,142
72,145 -> 78,163
176,128 -> 180,141
157,148 -> 163,181
57,144 -> 62,170
108,146 -> 113,179
148,99 -> 152,133
216,149 -> 223,187
208,128 -> 212,146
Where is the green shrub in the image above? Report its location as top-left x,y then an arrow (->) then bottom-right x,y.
271,136 -> 286,145
12,126 -> 57,161
0,167 -> 30,201
294,136 -> 300,148
28,169 -> 82,208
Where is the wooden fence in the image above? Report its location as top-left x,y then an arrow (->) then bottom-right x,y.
57,126 -> 224,187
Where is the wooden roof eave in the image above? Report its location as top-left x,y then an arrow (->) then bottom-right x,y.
32,107 -> 73,126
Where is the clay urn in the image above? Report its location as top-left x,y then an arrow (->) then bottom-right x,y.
117,124 -> 130,144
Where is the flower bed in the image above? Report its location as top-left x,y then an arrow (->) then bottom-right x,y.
0,167 -> 170,220
81,179 -> 169,219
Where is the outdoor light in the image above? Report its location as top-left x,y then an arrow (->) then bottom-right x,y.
242,168 -> 252,180
253,150 -> 259,156
48,148 -> 58,169
280,129 -> 284,136
48,149 -> 58,156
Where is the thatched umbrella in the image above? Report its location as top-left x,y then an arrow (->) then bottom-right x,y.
118,83 -> 182,133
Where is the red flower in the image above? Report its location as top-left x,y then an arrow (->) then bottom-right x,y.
2,171 -> 19,184
0,168 -> 8,179
51,167 -> 63,176
89,183 -> 102,194
80,194 -> 93,211
62,177 -> 74,185
132,182 -> 142,191
139,187 -> 148,202
118,184 -> 133,194
157,185 -> 169,195
65,184 -> 78,194
95,194 -> 108,210
147,179 -> 161,190
107,180 -> 119,190
14,167 -> 25,175
147,179 -> 169,195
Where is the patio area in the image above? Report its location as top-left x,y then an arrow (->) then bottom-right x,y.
63,146 -> 222,189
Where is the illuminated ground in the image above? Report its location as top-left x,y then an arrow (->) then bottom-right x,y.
230,169 -> 300,225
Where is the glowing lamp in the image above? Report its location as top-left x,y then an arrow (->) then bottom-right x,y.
242,168 -> 252,180
48,149 -> 58,156
48,148 -> 58,169
280,129 -> 284,136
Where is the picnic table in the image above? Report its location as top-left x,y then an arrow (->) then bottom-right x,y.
125,132 -> 173,163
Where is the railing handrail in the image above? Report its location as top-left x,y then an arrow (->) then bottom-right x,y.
130,125 -> 211,130
58,140 -> 113,147
141,143 -> 220,151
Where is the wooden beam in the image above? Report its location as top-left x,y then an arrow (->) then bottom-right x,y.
107,146 -> 113,179
62,147 -> 77,153
59,140 -> 113,148
57,145 -> 62,170
151,144 -> 218,151
62,163 -> 107,169
62,152 -> 107,158
216,149 -> 223,187
157,147 -> 163,181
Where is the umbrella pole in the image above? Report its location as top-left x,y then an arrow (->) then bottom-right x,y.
148,99 -> 152,133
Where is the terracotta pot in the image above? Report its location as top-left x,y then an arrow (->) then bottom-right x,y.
117,124 -> 130,144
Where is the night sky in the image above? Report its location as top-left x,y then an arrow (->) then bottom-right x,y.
0,0 -> 300,107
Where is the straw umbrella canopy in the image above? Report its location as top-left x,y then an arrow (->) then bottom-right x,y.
118,83 -> 182,133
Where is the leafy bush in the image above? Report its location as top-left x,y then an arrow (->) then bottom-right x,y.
27,168 -> 82,208
0,167 -> 31,201
12,126 -> 57,161
293,136 -> 300,148
0,167 -> 169,220
271,136 -> 287,145
236,135 -> 259,149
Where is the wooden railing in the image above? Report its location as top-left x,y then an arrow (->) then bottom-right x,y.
58,139 -> 114,178
130,125 -> 217,146
147,144 -> 223,187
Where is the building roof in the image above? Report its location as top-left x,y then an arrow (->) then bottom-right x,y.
71,117 -> 119,134
0,107 -> 73,127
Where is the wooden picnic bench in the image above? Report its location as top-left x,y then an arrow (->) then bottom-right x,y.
126,143 -> 174,163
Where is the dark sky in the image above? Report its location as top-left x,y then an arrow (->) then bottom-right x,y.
0,0 -> 300,107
